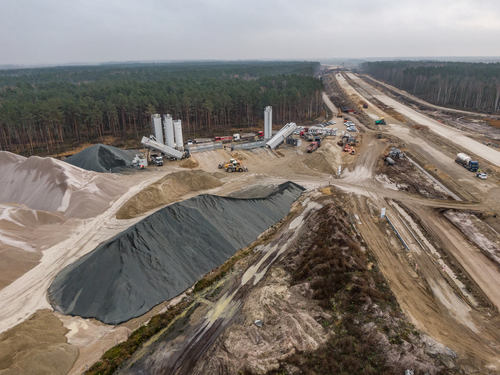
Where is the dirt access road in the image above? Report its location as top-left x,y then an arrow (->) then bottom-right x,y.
330,71 -> 500,370
345,72 -> 500,166
112,76 -> 500,374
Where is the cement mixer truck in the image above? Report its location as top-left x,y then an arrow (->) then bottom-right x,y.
455,152 -> 479,172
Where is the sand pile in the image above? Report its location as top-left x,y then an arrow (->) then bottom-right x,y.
0,309 -> 78,375
48,182 -> 304,324
0,204 -> 66,289
303,143 -> 339,175
0,151 -> 123,218
64,144 -> 136,173
116,170 -> 222,219
179,157 -> 199,169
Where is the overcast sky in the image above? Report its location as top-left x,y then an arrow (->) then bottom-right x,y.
1,0 -> 499,65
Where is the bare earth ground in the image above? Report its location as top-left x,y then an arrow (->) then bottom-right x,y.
1,72 -> 500,374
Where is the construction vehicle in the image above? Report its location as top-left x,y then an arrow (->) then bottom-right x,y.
306,142 -> 319,153
455,152 -> 479,172
359,101 -> 368,109
385,157 -> 395,165
218,158 -> 248,172
343,144 -> 356,155
214,136 -> 233,142
132,154 -> 148,169
375,118 -> 386,125
388,147 -> 404,159
150,153 -> 164,166
141,136 -> 187,160
266,123 -> 298,149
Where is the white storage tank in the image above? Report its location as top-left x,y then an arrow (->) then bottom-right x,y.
174,120 -> 184,151
163,114 -> 175,148
152,114 -> 163,144
264,106 -> 272,140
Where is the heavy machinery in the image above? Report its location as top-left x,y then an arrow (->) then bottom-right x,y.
455,152 -> 479,172
343,144 -> 356,155
150,153 -> 163,166
375,118 -> 386,125
266,123 -> 298,149
306,142 -> 319,153
218,158 -> 248,172
131,154 -> 148,169
141,136 -> 186,160
359,101 -> 368,109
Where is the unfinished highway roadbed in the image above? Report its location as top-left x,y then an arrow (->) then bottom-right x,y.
48,182 -> 304,324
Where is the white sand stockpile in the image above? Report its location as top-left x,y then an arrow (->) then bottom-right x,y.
0,151 -> 124,219
0,150 -> 129,290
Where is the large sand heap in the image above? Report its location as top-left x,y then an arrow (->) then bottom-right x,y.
116,170 -> 223,219
64,144 -> 136,173
0,204 -> 66,289
0,309 -> 77,375
48,182 -> 304,324
0,151 -> 123,218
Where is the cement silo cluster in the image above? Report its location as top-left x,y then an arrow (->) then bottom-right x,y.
141,114 -> 187,159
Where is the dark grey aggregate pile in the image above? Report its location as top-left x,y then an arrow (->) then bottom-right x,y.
64,144 -> 136,173
48,182 -> 304,324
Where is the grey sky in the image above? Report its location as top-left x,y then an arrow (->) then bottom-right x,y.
1,0 -> 499,65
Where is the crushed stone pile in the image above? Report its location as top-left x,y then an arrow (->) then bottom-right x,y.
0,151 -> 122,218
48,182 -> 304,324
64,144 -> 136,173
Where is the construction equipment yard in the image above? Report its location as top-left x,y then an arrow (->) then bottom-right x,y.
1,68 -> 500,375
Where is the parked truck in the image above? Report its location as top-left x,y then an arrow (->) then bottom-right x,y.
306,142 -> 319,153
455,152 -> 479,172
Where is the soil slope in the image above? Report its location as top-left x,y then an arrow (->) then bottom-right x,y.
48,182 -> 304,324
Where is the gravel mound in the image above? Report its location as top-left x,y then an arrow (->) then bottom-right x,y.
64,144 -> 136,173
48,182 -> 304,324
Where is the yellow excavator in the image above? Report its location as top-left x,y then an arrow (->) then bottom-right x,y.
218,158 -> 248,172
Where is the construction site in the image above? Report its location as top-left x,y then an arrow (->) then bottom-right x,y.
1,67 -> 500,375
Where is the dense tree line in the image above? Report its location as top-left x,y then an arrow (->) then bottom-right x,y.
361,61 -> 500,113
0,61 -> 323,155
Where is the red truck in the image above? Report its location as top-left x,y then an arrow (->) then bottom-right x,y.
306,142 -> 319,153
214,136 -> 233,142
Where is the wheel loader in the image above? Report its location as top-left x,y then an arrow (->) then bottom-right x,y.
218,158 -> 248,172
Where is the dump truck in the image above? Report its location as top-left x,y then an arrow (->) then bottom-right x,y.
218,158 -> 248,172
150,154 -> 164,166
306,142 -> 319,153
375,118 -> 386,125
455,153 -> 479,172
343,144 -> 356,155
